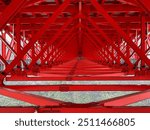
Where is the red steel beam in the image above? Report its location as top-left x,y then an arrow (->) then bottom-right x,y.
0,88 -> 63,106
0,107 -> 35,113
25,0 -> 45,7
1,106 -> 150,113
104,90 -> 150,106
37,106 -> 150,113
55,0 -> 62,5
0,55 -> 7,67
0,32 -> 8,66
117,0 -> 139,6
4,85 -> 150,91
1,32 -> 6,59
19,23 -> 142,32
141,14 -> 146,67
8,4 -> 142,13
15,18 -> 22,68
10,16 -> 150,25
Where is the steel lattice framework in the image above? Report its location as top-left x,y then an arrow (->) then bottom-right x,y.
0,0 -> 150,113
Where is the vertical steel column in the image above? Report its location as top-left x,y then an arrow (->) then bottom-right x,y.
78,0 -> 82,57
126,23 -> 130,65
16,17 -> 21,68
22,31 -> 27,61
42,44 -> 46,65
141,13 -> 146,69
32,31 -> 35,64
117,37 -> 121,64
51,45 -> 54,66
2,32 -> 6,59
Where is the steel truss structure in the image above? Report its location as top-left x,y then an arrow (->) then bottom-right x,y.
0,0 -> 150,113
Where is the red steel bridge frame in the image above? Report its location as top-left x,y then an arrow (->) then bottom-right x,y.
0,0 -> 150,113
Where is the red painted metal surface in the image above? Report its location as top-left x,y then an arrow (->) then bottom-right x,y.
0,0 -> 150,113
